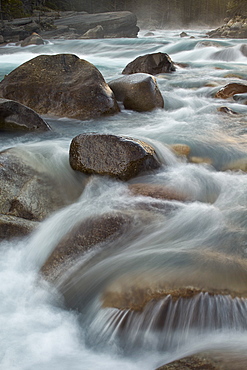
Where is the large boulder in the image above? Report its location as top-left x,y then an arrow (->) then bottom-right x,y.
0,148 -> 82,222
41,212 -> 133,282
0,98 -> 50,132
122,52 -> 176,75
108,73 -> 164,112
53,11 -> 139,38
69,133 -> 161,181
0,54 -> 119,120
214,83 -> 247,99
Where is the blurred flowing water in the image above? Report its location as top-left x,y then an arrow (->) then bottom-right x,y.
0,29 -> 247,369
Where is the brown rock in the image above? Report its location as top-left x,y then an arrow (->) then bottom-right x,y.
19,32 -> 44,47
156,355 -> 227,370
0,98 -> 50,132
218,106 -> 238,115
41,212 -> 133,282
122,52 -> 176,75
69,133 -> 161,181
215,83 -> 247,99
108,73 -> 164,112
0,54 -> 119,120
170,144 -> 191,157
128,183 -> 190,202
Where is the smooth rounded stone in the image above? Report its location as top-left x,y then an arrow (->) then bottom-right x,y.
217,106 -> 239,115
69,133 -> 161,181
0,148 -> 80,222
233,93 -> 247,104
214,83 -> 247,99
108,73 -> 164,112
41,212 -> 133,282
0,54 -> 119,120
144,32 -> 155,36
128,183 -> 190,202
122,52 -> 176,75
81,25 -> 104,39
0,214 -> 38,240
0,98 -> 50,132
19,32 -> 44,47
155,355 -> 227,370
170,143 -> 191,157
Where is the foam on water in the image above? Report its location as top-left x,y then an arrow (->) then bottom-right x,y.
1,29 -> 247,369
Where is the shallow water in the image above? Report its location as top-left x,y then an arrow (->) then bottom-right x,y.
1,28 -> 247,369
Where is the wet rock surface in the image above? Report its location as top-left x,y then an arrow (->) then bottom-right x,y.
214,83 -> 247,99
0,54 -> 119,120
0,148 -> 80,222
0,214 -> 38,240
108,73 -> 164,112
156,355 -> 227,370
0,98 -> 50,132
41,212 -> 133,282
69,133 -> 161,181
122,52 -> 176,75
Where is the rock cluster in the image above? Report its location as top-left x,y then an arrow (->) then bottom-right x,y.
0,10 -> 139,44
207,15 -> 247,38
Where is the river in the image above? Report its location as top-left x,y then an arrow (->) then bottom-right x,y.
0,29 -> 247,369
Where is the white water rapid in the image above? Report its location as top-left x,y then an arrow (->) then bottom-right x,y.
0,28 -> 247,370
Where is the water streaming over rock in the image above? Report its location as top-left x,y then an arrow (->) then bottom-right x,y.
0,29 -> 247,369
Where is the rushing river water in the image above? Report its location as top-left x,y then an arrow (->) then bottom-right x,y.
0,29 -> 247,369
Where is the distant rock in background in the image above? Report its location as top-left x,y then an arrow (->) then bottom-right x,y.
0,11 -> 139,43
207,15 -> 247,38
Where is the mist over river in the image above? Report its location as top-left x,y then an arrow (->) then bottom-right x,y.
1,29 -> 247,369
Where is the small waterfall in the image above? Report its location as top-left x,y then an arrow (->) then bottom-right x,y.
88,293 -> 247,351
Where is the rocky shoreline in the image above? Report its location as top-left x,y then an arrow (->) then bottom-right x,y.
0,10 -> 139,45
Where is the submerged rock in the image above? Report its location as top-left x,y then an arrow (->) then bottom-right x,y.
122,52 -> 176,75
0,54 -> 119,120
233,93 -> 247,104
0,214 -> 38,240
69,133 -> 161,181
214,83 -> 247,99
0,98 -> 50,132
108,73 -> 164,112
0,148 -> 81,222
170,143 -> 191,157
128,183 -> 190,202
41,212 -> 133,282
